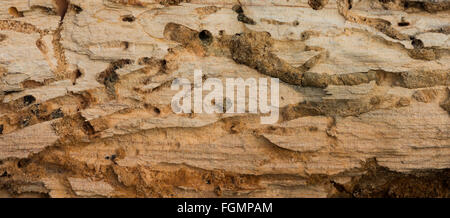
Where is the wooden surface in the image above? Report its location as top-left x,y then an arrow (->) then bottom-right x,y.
0,0 -> 449,197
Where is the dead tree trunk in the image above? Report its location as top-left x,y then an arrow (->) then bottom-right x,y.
0,0 -> 449,197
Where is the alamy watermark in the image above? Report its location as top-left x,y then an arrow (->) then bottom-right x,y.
171,70 -> 280,124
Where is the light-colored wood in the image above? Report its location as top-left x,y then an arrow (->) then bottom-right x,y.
0,0 -> 449,197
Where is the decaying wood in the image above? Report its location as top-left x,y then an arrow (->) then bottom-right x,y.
0,0 -> 449,198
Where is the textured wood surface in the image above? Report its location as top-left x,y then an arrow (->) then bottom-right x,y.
0,0 -> 449,197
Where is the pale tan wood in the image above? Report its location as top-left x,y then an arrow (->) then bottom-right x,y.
0,0 -> 449,198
